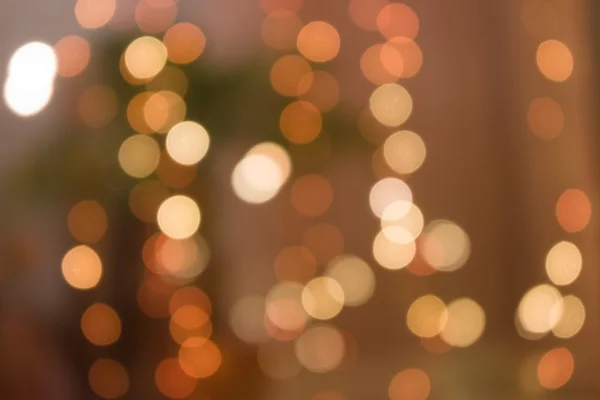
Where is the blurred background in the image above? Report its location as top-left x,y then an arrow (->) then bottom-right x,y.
0,0 -> 598,399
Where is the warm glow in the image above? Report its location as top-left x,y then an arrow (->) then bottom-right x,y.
383,131 -> 426,175
537,347 -> 574,389
552,295 -> 585,339
381,201 -> 424,241
166,121 -> 210,166
545,241 -> 582,286
527,97 -> 564,140
155,358 -> 198,399
270,55 -> 313,97
164,23 -> 206,64
124,36 -> 167,80
373,227 -> 416,269
229,296 -> 269,344
384,37 -> 423,79
556,189 -> 591,233
54,35 -> 90,78
441,298 -> 486,347
118,134 -> 161,178
266,282 -> 308,332
170,305 -> 212,344
68,200 -> 108,243
81,303 -> 122,346
75,0 -> 116,29
360,44 -> 400,85
280,100 -> 322,144
127,92 -> 154,133
325,255 -> 375,306
348,0 -> 388,31
143,90 -> 186,133
178,338 -> 222,378
377,3 -> 419,40
147,66 -> 189,97
369,177 -> 412,217
170,286 -> 212,316
302,277 -> 345,320
78,85 -> 118,129
135,0 -> 177,34
302,223 -> 345,264
295,325 -> 345,373
536,40 -> 573,82
88,359 -> 129,399
369,83 -> 413,127
297,21 -> 340,62
274,245 -> 317,283
261,10 -> 303,51
300,70 -> 340,112
407,295 -> 448,338
291,174 -> 333,217
518,284 -> 563,334
62,245 -> 102,290
389,368 -> 430,400
420,220 -> 471,272
157,195 -> 201,239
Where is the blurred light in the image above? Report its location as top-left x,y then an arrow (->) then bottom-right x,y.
360,44 -> 399,85
274,245 -> 317,283
125,36 -> 167,80
144,90 -> 186,133
280,100 -> 322,144
381,201 -> 424,241
518,284 -> 563,334
170,305 -> 212,344
78,85 -> 119,129
297,21 -> 340,63
178,338 -> 221,378
383,37 -> 423,79
325,255 -> 375,306
257,341 -> 302,380
54,35 -> 90,78
295,324 -> 345,373
118,134 -> 161,178
556,189 -> 591,233
136,275 -> 176,318
527,97 -> 563,140
155,358 -> 198,399
420,335 -> 452,354
157,195 -> 201,239
135,0 -> 177,34
127,92 -> 154,133
300,70 -> 340,112
155,235 -> 209,282
302,277 -> 344,320
552,295 -> 585,339
261,0 -> 303,13
81,303 -> 122,346
4,42 -> 57,117
369,83 -> 412,127
389,368 -> 430,400
271,55 -> 313,97
165,121 -> 210,165
229,296 -> 269,344
147,66 -> 189,97
521,0 -> 558,38
247,142 -> 293,181
377,3 -> 419,40
170,286 -> 212,316
232,154 -> 284,203
545,241 -> 582,286
291,174 -> 333,217
302,223 -> 345,264
441,298 -> 485,347
157,151 -> 197,189
68,200 -> 108,243
420,219 -> 470,272
407,295 -> 448,338
164,23 -> 206,64
369,177 -> 412,218
536,40 -> 573,82
348,0 -> 388,31
373,227 -> 416,269
75,0 -> 116,29
261,11 -> 303,51
383,131 -> 426,175
62,245 -> 102,290
129,180 -> 169,222
537,347 -> 574,389
88,359 -> 129,399
266,282 -> 308,332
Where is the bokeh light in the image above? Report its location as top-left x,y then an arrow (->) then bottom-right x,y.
280,100 -> 322,144
291,174 -> 333,217
75,0 -> 116,29
348,0 -> 388,31
229,296 -> 269,344
370,83 -> 413,127
178,338 -> 222,378
556,189 -> 591,233
88,359 -> 129,399
536,40 -> 573,82
552,295 -> 585,339
297,21 -> 340,63
81,303 -> 122,346
166,121 -> 210,166
389,368 -> 430,400
302,277 -> 345,320
381,201 -> 424,241
383,131 -> 426,175
78,85 -> 118,129
326,255 -> 375,306
369,177 -> 412,217
163,23 -> 206,64
302,223 -> 345,264
157,195 -> 202,239
68,200 -> 108,243
135,0 -> 177,34
545,241 -> 582,286
373,227 -> 416,270
54,35 -> 90,78
300,70 -> 340,112
384,37 -> 423,79
441,298 -> 486,347
155,358 -> 198,399
407,295 -> 448,338
271,55 -> 313,97
124,36 -> 167,80
537,347 -> 574,389
518,284 -> 563,334
295,324 -> 345,373
261,11 -> 303,51
376,3 -> 419,40
118,134 -> 161,178
527,97 -> 564,140
143,90 -> 186,133
420,220 -> 471,272
170,305 -> 212,344
274,245 -> 317,283
62,245 -> 102,290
